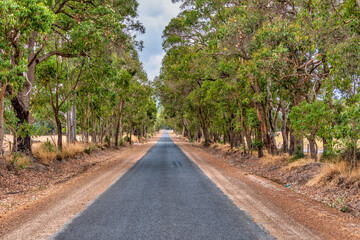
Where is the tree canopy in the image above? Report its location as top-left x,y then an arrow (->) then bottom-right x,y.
0,0 -> 157,161
157,0 -> 360,169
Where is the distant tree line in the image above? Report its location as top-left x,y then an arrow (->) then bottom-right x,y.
157,0 -> 360,169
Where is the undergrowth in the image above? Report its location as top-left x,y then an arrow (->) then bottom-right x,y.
10,153 -> 31,170
328,197 -> 350,213
308,161 -> 360,189
84,144 -> 97,155
289,146 -> 305,163
33,141 -> 86,165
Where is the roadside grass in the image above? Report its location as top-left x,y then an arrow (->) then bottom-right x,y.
179,132 -> 360,191
9,153 -> 32,170
62,142 -> 86,158
307,161 -> 360,187
284,158 -> 314,171
32,141 -> 86,165
259,152 -> 289,165
32,142 -> 59,165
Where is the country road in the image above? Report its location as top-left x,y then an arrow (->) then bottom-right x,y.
51,131 -> 272,240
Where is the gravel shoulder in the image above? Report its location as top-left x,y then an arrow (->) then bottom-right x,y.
0,133 -> 161,240
170,133 -> 360,240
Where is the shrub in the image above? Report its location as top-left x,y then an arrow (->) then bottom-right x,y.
320,150 -> 338,162
43,140 -> 57,153
328,197 -> 349,213
11,153 -> 31,170
32,141 -> 59,165
119,137 -> 125,147
84,144 -> 97,155
289,146 -> 305,163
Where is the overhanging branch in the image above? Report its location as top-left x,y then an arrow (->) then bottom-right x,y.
36,51 -> 88,65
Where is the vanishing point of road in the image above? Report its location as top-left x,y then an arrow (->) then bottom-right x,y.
52,131 -> 273,240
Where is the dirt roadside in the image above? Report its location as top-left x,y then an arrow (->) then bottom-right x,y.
0,133 -> 161,240
170,133 -> 360,240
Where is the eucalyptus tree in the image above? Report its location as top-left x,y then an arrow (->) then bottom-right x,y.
159,0 -> 360,163
34,57 -> 84,151
1,0 -> 144,155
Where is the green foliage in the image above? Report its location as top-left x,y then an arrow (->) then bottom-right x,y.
42,140 -> 57,153
289,147 -> 305,163
105,136 -> 111,147
124,136 -> 131,143
11,153 -> 31,170
320,150 -> 338,162
251,140 -> 264,148
328,197 -> 350,213
119,137 -> 125,147
0,0 -> 151,155
84,145 -> 97,155
157,0 -> 360,165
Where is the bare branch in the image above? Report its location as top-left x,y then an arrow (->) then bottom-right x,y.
37,51 -> 87,65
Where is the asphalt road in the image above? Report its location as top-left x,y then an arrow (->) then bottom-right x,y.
52,131 -> 273,240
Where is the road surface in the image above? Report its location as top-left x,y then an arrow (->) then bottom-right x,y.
52,131 -> 272,240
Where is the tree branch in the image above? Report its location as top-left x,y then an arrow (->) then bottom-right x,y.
37,51 -> 87,65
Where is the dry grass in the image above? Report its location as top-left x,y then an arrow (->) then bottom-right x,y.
32,141 -> 85,165
307,161 -> 360,187
7,153 -> 32,169
32,142 -> 59,165
259,152 -> 289,165
62,142 -> 85,158
284,158 -> 314,172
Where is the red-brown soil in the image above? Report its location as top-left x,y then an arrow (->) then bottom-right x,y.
171,133 -> 360,240
0,133 -> 161,240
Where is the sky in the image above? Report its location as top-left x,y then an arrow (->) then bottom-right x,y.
137,0 -> 181,81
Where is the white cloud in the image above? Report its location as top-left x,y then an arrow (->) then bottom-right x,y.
137,0 -> 181,81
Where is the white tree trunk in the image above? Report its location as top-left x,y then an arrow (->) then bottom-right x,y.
66,95 -> 77,143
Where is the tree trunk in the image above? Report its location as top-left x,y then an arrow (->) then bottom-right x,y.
240,133 -> 247,155
129,113 -> 132,145
10,33 -> 38,155
255,102 -> 277,154
91,118 -> 97,143
352,118 -> 357,170
115,100 -> 124,146
240,110 -> 249,153
308,131 -> 317,161
11,68 -> 34,155
289,128 -> 296,155
119,113 -> 123,141
115,116 -> 120,147
0,84 -> 7,162
257,127 -> 263,158
182,118 -> 189,138
196,123 -> 202,142
199,107 -> 210,146
266,80 -> 278,154
202,124 -> 210,146
66,97 -> 77,143
11,95 -> 32,154
353,137 -> 357,170
322,137 -> 328,154
56,116 -> 63,152
280,102 -> 288,152
229,115 -> 236,149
